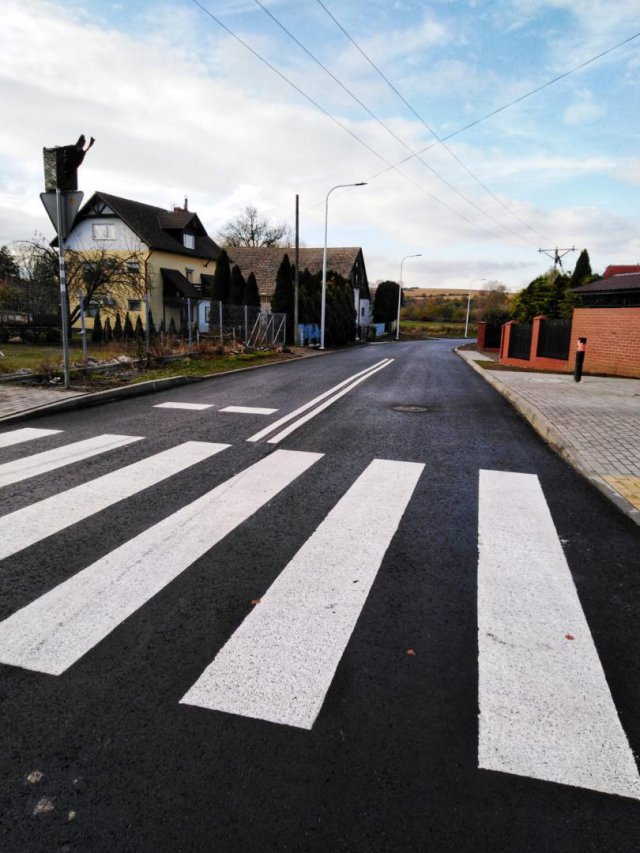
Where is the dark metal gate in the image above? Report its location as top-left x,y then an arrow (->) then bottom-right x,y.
508,323 -> 532,360
536,318 -> 571,360
484,323 -> 503,349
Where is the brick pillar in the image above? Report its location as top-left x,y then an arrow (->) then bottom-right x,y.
530,315 -> 546,360
477,321 -> 487,350
500,321 -> 515,361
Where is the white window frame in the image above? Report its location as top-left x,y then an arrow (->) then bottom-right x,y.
92,223 -> 115,241
183,234 -> 195,250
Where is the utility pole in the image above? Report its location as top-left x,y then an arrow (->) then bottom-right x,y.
538,246 -> 576,271
294,195 -> 299,345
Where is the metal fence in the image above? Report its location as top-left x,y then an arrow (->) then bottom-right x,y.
207,303 -> 285,348
0,296 -> 288,381
508,322 -> 533,360
484,323 -> 503,349
536,318 -> 571,360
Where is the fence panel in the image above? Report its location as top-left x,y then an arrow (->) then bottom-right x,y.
536,318 -> 571,360
484,323 -> 502,349
508,323 -> 532,360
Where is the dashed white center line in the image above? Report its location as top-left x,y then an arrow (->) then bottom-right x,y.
220,406 -> 278,415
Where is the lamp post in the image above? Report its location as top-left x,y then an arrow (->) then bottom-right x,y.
465,277 -> 486,338
320,182 -> 367,349
396,254 -> 422,340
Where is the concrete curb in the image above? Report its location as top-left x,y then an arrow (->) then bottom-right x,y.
456,348 -> 640,527
0,350 -> 331,426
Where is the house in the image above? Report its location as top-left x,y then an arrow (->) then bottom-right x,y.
64,192 -> 221,332
225,246 -> 373,332
572,268 -> 640,308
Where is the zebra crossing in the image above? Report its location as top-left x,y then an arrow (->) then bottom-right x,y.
0,427 -> 638,800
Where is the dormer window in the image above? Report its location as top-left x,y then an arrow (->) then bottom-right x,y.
183,233 -> 195,249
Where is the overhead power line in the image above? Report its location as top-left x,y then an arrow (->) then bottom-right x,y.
254,0 -> 539,246
315,0 -> 548,243
188,0 -> 529,245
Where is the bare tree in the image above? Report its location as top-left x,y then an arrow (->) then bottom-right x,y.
217,205 -> 292,248
12,235 -> 146,326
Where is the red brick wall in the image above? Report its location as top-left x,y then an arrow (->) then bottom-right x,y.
572,308 -> 640,378
495,310 -> 640,377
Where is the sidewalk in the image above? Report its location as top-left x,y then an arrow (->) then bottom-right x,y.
458,349 -> 640,526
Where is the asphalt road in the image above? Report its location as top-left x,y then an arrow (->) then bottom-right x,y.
1,339 -> 640,852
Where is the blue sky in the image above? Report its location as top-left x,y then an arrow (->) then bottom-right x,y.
1,0 -> 638,290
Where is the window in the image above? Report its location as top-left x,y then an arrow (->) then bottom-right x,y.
128,299 -> 141,311
92,223 -> 115,241
204,308 -> 210,324
126,261 -> 140,274
185,268 -> 194,282
183,234 -> 195,249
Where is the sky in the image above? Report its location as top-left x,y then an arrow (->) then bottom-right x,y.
1,0 -> 639,291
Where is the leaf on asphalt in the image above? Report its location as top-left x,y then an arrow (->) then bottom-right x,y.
250,599 -> 261,606
406,649 -> 416,656
565,634 -> 575,640
33,797 -> 55,815
26,771 -> 43,784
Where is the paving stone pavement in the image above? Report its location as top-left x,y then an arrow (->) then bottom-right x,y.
459,350 -> 640,526
0,384 -> 86,420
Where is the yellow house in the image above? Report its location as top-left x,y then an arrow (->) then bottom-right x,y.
64,191 -> 220,333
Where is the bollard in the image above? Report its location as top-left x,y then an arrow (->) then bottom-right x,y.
574,336 -> 587,383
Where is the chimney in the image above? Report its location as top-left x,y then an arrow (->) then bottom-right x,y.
184,196 -> 188,211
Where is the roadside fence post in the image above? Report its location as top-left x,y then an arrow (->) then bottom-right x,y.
574,337 -> 587,383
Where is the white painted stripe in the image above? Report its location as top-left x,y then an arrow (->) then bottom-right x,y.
181,458 -> 423,729
0,434 -> 143,489
247,359 -> 392,442
0,428 -> 62,449
478,469 -> 640,800
0,441 -> 229,561
267,359 -> 393,444
153,402 -> 213,410
220,406 -> 277,415
0,449 -> 322,675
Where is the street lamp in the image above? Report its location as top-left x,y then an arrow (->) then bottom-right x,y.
320,182 -> 367,350
396,254 -> 422,340
465,278 -> 486,338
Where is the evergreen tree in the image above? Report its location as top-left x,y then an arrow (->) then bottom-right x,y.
91,309 -> 103,344
271,253 -> 294,343
123,312 -> 134,340
244,271 -> 260,307
211,249 -> 231,303
373,280 -> 400,329
168,316 -> 177,336
571,249 -> 593,287
229,265 -> 246,305
148,309 -> 157,338
134,315 -> 144,339
0,245 -> 19,280
113,313 -> 123,341
103,316 -> 112,342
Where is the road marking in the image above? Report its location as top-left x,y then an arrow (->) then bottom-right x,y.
220,406 -> 278,415
0,449 -> 322,675
266,359 -> 393,444
0,441 -> 229,561
153,402 -> 214,410
247,359 -> 392,443
478,469 -> 640,801
181,458 -> 423,729
0,428 -> 62,449
0,434 -> 144,489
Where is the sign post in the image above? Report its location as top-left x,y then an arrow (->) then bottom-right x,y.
40,136 -> 94,389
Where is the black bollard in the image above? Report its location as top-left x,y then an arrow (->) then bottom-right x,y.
574,336 -> 587,382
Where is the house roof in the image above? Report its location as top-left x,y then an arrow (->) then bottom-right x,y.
75,192 -> 221,261
225,246 -> 368,297
602,265 -> 640,278
573,273 -> 640,294
161,268 -> 202,299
